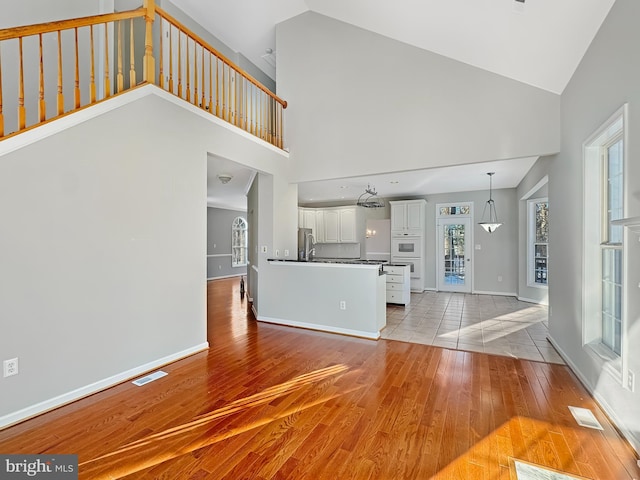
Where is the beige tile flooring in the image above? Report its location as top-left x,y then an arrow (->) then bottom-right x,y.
381,291 -> 565,364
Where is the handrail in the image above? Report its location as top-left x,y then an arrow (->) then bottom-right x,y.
0,0 -> 287,149
155,7 -> 286,109
0,9 -> 147,41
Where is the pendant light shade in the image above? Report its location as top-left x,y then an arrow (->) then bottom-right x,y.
478,172 -> 502,233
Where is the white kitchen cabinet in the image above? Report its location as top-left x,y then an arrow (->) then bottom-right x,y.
303,209 -> 317,231
390,199 -> 426,234
383,264 -> 411,306
323,209 -> 340,242
339,208 -> 357,242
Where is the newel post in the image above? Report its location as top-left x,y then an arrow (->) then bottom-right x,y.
143,0 -> 155,83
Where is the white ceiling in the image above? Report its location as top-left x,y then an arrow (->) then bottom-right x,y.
189,0 -> 615,209
207,155 -> 256,211
297,157 -> 539,205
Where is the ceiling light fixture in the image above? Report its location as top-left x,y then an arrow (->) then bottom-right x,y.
356,184 -> 385,208
478,172 -> 502,233
217,173 -> 233,184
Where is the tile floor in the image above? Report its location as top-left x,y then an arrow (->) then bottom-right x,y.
381,291 -> 565,364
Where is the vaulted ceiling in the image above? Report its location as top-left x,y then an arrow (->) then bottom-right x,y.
188,0 -> 616,207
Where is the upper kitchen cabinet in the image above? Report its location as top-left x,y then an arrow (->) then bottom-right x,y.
339,208 -> 357,242
298,206 -> 364,244
390,200 -> 426,235
323,209 -> 340,243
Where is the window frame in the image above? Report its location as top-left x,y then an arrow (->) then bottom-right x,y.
231,216 -> 248,268
582,103 -> 628,384
527,198 -> 549,288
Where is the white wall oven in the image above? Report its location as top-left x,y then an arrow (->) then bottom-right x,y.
391,236 -> 422,257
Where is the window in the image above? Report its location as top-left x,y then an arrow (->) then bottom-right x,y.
231,217 -> 248,267
583,104 -> 626,364
601,136 -> 623,354
528,199 -> 549,286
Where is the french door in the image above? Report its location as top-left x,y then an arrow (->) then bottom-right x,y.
437,215 -> 472,293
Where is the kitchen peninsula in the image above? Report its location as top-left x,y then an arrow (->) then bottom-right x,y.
259,259 -> 387,339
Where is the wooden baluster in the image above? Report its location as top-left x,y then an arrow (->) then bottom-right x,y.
18,37 -> 26,130
222,63 -> 226,120
185,37 -> 190,102
193,41 -> 197,105
37,33 -> 46,122
142,0 -> 155,83
58,30 -> 64,115
215,56 -> 219,117
129,18 -> 136,87
158,18 -> 164,89
208,50 -> 213,112
177,30 -> 182,97
104,23 -> 111,98
279,103 -> 284,148
56,31 -> 64,115
117,21 -> 123,92
0,45 -> 4,136
201,46 -> 205,109
168,24 -> 173,93
90,25 -> 96,103
74,28 -> 81,107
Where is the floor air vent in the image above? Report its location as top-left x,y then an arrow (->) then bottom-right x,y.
568,406 -> 603,430
132,370 -> 167,386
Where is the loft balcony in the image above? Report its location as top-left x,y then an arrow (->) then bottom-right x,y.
0,0 -> 287,149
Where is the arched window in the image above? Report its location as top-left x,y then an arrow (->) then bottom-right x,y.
232,217 -> 248,267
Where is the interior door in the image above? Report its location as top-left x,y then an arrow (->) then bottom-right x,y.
437,218 -> 472,293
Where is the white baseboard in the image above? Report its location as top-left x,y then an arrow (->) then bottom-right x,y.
207,274 -> 244,281
546,336 -> 640,456
517,296 -> 549,305
257,315 -> 379,340
472,290 -> 518,297
0,342 -> 209,430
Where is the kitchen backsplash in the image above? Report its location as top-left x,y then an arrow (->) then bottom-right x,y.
315,243 -> 361,259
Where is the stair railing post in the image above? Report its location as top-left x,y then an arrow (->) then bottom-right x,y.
143,0 -> 155,84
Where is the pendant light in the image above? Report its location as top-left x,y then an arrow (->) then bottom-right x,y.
478,172 -> 502,233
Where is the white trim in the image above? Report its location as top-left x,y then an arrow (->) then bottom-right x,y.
519,174 -> 549,201
547,336 -> 640,456
517,296 -> 548,306
207,254 -> 232,258
0,85 -> 289,159
0,342 -> 209,430
257,315 -> 380,340
472,290 -> 518,297
206,204 -> 247,213
207,274 -> 244,281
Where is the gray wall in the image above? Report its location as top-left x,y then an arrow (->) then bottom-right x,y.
277,12 -> 560,183
550,0 -> 640,452
517,157 -> 551,304
207,207 -> 247,279
422,189 -> 518,295
0,87 -> 292,426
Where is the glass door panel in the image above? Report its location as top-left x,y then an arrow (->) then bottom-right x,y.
437,218 -> 472,293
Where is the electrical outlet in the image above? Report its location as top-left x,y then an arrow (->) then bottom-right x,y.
627,370 -> 635,392
261,245 -> 267,254
339,301 -> 346,310
275,249 -> 280,257
497,275 -> 503,282
3,358 -> 18,377
284,249 -> 290,257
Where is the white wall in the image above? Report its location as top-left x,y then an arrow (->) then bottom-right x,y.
0,86 -> 294,426
550,0 -> 640,453
276,12 -> 560,183
517,157 -> 551,305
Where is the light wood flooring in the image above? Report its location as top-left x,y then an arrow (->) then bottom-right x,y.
0,277 -> 638,479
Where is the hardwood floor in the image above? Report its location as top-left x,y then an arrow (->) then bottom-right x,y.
1,277 -> 638,479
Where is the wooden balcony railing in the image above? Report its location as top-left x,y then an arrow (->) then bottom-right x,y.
0,0 -> 287,149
